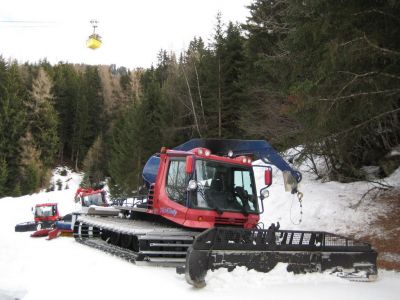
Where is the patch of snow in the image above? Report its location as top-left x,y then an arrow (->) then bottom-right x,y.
380,253 -> 400,263
360,166 -> 381,180
387,145 -> 400,157
254,162 -> 400,239
1,165 -> 400,299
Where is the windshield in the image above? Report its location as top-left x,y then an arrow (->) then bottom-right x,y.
35,205 -> 56,217
192,159 -> 258,214
81,193 -> 104,207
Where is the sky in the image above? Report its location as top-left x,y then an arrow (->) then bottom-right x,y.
1,0 -> 252,69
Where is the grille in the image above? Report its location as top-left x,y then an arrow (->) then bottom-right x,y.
215,217 -> 246,225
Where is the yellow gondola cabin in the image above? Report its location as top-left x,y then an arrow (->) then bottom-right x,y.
87,20 -> 102,50
87,33 -> 102,49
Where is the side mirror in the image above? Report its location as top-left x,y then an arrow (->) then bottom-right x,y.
264,166 -> 272,187
185,155 -> 194,174
258,187 -> 269,214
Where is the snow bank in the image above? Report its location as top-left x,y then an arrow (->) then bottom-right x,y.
255,161 -> 400,239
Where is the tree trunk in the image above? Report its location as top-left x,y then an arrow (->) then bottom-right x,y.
218,57 -> 222,138
182,65 -> 202,137
194,62 -> 206,128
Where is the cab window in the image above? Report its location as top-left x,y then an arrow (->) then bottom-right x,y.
234,170 -> 256,210
166,159 -> 186,205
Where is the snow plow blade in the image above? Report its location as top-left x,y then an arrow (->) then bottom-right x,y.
184,227 -> 378,288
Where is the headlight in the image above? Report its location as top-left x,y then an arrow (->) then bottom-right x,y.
260,189 -> 269,199
187,180 -> 198,191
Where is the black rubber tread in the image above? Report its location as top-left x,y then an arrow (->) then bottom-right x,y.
73,217 -> 198,266
76,238 -> 139,262
15,221 -> 37,232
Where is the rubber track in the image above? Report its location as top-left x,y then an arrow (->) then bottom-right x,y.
73,215 -> 199,266
76,238 -> 139,262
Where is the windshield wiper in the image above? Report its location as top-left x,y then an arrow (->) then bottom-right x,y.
240,205 -> 249,216
212,204 -> 223,215
233,188 -> 250,216
197,186 -> 223,215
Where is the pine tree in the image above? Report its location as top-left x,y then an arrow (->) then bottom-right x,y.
0,158 -> 7,196
71,93 -> 90,170
0,59 -> 28,195
82,135 -> 107,187
218,22 -> 247,138
28,68 -> 59,168
239,0 -> 300,146
108,106 -> 140,197
108,68 -> 168,197
52,63 -> 81,164
284,0 -> 400,180
83,66 -> 105,139
18,131 -> 43,194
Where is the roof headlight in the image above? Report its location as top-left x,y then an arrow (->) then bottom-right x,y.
187,180 -> 198,191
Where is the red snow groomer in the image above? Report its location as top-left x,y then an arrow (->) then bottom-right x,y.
73,139 -> 378,286
15,203 -> 61,233
75,187 -> 107,207
30,204 -> 73,239
74,186 -> 116,216
34,203 -> 60,224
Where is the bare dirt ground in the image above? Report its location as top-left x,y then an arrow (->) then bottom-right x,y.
361,189 -> 400,270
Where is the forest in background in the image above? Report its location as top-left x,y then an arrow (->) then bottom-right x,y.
0,0 -> 399,198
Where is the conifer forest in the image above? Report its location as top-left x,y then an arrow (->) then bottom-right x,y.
0,0 -> 399,198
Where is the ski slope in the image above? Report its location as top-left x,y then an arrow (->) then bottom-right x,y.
0,167 -> 399,300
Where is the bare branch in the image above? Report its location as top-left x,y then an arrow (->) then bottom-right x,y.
334,71 -> 377,98
379,72 -> 400,81
337,71 -> 400,81
350,180 -> 393,210
339,34 -> 400,56
193,62 -> 207,129
353,9 -> 400,23
319,88 -> 400,102
175,94 -> 192,111
263,48 -> 290,59
326,71 -> 400,111
363,33 -> 400,56
181,65 -> 202,137
332,107 -> 400,137
339,37 -> 364,47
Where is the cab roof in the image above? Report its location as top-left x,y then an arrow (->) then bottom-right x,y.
35,203 -> 57,207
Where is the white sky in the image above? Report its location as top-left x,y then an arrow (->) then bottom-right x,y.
1,0 -> 252,69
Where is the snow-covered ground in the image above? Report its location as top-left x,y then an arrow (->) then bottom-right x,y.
257,161 -> 400,238
1,166 -> 399,300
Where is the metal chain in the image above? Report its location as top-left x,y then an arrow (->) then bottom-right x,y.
290,191 -> 303,225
